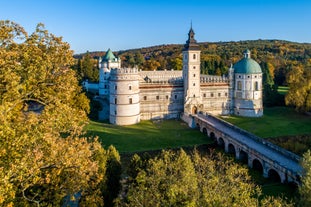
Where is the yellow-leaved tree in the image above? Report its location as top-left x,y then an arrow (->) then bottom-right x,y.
0,20 -> 106,206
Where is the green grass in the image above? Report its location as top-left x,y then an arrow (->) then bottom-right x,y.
221,107 -> 311,138
277,86 -> 289,95
86,119 -> 212,153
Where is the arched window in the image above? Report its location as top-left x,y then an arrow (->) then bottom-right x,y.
237,81 -> 242,90
254,81 -> 259,91
193,54 -> 196,59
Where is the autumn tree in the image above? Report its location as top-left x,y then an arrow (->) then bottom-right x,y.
299,150 -> 311,207
285,63 -> 311,112
168,56 -> 182,70
122,149 -> 292,207
0,20 -> 105,206
142,59 -> 161,71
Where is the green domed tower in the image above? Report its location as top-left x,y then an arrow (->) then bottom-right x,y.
233,50 -> 263,117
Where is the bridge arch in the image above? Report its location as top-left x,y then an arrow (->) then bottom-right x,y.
239,150 -> 248,164
217,137 -> 225,149
268,169 -> 281,182
228,143 -> 236,155
210,132 -> 216,140
202,127 -> 208,136
196,123 -> 200,130
252,159 -> 263,174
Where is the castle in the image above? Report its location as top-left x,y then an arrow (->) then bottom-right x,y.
84,27 -> 263,125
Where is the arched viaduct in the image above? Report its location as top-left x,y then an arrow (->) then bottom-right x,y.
185,113 -> 302,184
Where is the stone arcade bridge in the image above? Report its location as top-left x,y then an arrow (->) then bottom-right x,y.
185,113 -> 302,184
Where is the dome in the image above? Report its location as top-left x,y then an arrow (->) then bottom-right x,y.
102,49 -> 116,61
233,50 -> 262,74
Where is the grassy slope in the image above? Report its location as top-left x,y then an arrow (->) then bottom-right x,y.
86,119 -> 212,153
221,107 -> 311,138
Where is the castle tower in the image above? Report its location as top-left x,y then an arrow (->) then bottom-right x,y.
182,26 -> 202,114
109,68 -> 140,125
99,49 -> 121,96
233,49 -> 263,117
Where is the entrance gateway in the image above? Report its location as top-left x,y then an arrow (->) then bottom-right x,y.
192,106 -> 198,114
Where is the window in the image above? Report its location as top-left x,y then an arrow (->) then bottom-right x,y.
193,66 -> 196,69
225,92 -> 228,97
193,94 -> 195,97
247,75 -> 250,78
193,54 -> 196,59
129,85 -> 132,90
115,85 -> 117,90
115,110 -> 117,115
237,81 -> 242,90
211,93 -> 214,97
218,93 -> 221,97
104,85 -> 107,89
156,96 -> 159,100
193,83 -> 195,86
114,98 -> 117,104
193,74 -> 196,77
203,93 -> 206,98
166,95 -> 169,100
254,81 -> 259,91
175,95 -> 177,99
238,75 -> 241,78
144,96 -> 147,100
129,98 -> 132,104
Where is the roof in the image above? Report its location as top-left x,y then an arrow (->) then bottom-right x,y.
102,49 -> 116,61
183,26 -> 200,51
233,50 -> 262,74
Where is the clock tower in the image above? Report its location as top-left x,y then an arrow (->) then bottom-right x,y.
182,26 -> 202,114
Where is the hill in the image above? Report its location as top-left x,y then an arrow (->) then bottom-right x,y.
74,39 -> 311,86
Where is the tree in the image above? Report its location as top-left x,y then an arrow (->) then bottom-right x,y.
299,150 -> 311,207
103,145 -> 122,207
122,149 -> 292,207
142,59 -> 161,71
261,62 -> 284,106
125,149 -> 198,207
285,63 -> 311,112
168,57 -> 182,70
0,20 -> 105,206
75,52 -> 99,82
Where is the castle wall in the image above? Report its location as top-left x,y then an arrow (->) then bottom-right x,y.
139,82 -> 184,120
200,83 -> 230,115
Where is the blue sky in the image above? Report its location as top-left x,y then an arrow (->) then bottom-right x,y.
1,0 -> 310,54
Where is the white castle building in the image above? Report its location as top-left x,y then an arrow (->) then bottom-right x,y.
84,27 -> 263,125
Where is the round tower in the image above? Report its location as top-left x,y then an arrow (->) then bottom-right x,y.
109,68 -> 140,125
233,49 -> 263,117
99,49 -> 121,96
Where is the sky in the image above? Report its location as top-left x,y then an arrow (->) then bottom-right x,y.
1,0 -> 311,54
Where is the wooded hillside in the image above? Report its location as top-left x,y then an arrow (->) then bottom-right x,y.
75,39 -> 311,86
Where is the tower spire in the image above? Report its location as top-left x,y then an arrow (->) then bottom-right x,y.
183,23 -> 199,51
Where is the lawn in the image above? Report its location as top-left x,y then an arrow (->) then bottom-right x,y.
277,86 -> 289,95
221,107 -> 311,138
86,119 -> 212,153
